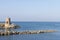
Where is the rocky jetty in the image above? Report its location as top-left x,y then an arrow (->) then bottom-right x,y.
0,30 -> 57,36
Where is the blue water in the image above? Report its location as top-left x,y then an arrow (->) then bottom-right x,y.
0,22 -> 60,40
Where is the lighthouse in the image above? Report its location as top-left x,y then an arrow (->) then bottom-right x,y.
4,17 -> 11,32
5,17 -> 11,28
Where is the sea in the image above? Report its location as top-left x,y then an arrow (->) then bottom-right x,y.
0,22 -> 60,40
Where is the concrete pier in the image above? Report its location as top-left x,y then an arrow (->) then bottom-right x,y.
0,30 -> 57,36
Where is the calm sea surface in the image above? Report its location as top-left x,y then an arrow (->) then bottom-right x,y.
0,22 -> 60,40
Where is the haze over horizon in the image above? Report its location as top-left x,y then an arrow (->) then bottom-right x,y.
0,0 -> 60,22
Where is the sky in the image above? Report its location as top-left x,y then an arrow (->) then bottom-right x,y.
0,0 -> 60,22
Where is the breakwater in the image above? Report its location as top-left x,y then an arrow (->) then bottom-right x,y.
0,30 -> 56,36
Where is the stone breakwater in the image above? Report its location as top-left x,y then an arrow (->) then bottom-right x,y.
0,30 -> 57,36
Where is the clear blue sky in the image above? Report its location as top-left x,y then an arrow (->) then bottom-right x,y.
0,0 -> 60,22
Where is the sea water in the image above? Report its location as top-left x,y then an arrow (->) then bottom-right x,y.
0,22 -> 60,40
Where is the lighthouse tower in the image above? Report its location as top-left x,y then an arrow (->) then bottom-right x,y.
5,17 -> 11,28
4,17 -> 11,32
